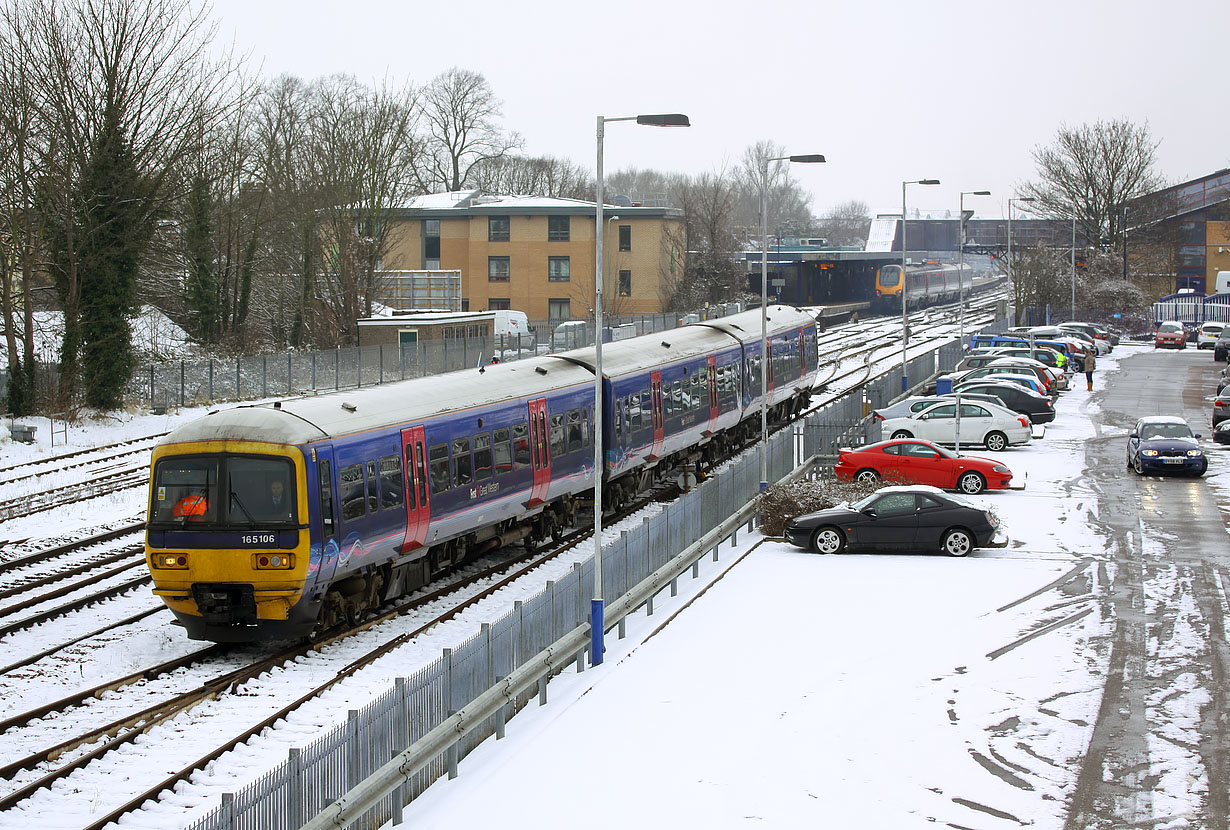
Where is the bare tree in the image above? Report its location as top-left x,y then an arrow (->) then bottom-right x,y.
816,199 -> 871,247
418,67 -> 521,193
733,141 -> 816,243
1020,119 -> 1164,251
468,154 -> 590,199
666,169 -> 742,311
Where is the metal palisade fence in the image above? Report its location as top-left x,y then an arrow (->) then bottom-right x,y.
180,335 -> 968,830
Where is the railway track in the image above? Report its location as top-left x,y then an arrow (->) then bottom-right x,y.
0,433 -> 164,481
0,467 -> 148,523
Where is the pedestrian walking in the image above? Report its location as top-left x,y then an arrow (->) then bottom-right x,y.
1082,346 -> 1096,391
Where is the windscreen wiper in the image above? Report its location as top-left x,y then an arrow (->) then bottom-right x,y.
229,491 -> 257,526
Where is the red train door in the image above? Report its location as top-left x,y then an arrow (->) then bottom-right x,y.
705,356 -> 718,435
528,397 -> 550,506
649,371 -> 665,459
399,426 -> 430,552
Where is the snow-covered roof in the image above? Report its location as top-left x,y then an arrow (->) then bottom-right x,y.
392,191 -> 680,217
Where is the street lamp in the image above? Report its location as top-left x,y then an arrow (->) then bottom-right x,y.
1070,216 -> 1077,320
957,190 -> 991,348
592,112 -> 688,668
901,179 -> 940,393
759,153 -> 825,493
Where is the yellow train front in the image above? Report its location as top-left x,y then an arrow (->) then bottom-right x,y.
145,420 -> 319,642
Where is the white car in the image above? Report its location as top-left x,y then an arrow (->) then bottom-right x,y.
880,399 -> 1033,451
1198,321 -> 1225,350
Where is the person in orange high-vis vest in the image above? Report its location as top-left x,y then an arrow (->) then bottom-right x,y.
173,493 -> 208,519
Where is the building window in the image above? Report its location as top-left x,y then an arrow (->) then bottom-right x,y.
489,216 -> 510,242
489,256 -> 510,281
618,224 -> 631,252
424,219 -> 440,269
548,298 -> 570,319
549,215 -> 570,241
548,256 -> 570,282
618,269 -> 631,297
489,298 -> 511,310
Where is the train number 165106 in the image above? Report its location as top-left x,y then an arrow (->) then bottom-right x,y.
241,533 -> 277,545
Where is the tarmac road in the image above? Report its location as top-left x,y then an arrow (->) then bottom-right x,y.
1065,347 -> 1230,830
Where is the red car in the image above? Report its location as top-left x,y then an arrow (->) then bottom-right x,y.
1154,321 -> 1187,349
834,439 -> 1014,495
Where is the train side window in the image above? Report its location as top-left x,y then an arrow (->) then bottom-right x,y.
628,394 -> 640,430
319,459 -> 335,538
493,427 -> 513,474
671,380 -> 683,413
339,463 -> 365,521
402,444 -> 417,510
366,460 -> 379,513
452,437 -> 473,487
582,406 -> 590,447
538,411 -> 549,465
615,399 -> 624,439
566,409 -> 582,452
512,422 -> 530,469
640,392 -> 652,426
428,443 -> 450,494
549,413 -> 566,459
415,443 -> 427,506
379,455 -> 403,509
691,375 -> 702,410
473,432 -> 493,480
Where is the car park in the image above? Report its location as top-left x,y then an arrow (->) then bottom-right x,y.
833,439 -> 1013,494
1154,321 -> 1187,349
784,485 -> 1004,557
1126,416 -> 1206,476
1214,391 -> 1230,428
953,380 -> 1055,424
1197,321 -> 1225,349
880,399 -> 1032,451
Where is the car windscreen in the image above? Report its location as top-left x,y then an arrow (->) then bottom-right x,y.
1139,424 -> 1193,440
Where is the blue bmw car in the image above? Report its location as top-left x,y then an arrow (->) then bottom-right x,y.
1126,416 -> 1207,477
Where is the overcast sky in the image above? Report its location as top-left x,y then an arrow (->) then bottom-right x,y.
206,0 -> 1229,220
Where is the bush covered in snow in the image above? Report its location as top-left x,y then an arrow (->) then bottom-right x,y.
757,475 -> 881,537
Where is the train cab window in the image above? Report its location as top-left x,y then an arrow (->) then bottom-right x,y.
493,427 -> 513,474
629,394 -> 642,430
318,459 -> 335,538
473,433 -> 493,480
549,413 -> 566,459
378,455 -> 404,509
511,422 -> 530,469
365,461 -> 379,513
339,464 -> 365,521
151,457 -> 219,525
452,438 -> 473,487
566,409 -> 582,452
582,407 -> 590,447
428,443 -> 450,494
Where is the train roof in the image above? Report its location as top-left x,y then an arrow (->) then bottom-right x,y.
160,356 -> 595,448
549,325 -> 731,378
693,305 -> 815,344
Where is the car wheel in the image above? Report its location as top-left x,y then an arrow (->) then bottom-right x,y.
1194,459 -> 1208,478
811,526 -> 845,555
957,471 -> 986,494
1133,456 -> 1144,475
984,431 -> 1008,452
854,468 -> 881,485
890,430 -> 913,439
941,528 -> 973,557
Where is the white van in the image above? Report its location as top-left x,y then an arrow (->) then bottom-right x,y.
1215,271 -> 1230,295
491,309 -> 530,341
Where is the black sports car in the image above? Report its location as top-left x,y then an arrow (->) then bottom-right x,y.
784,486 -> 1005,557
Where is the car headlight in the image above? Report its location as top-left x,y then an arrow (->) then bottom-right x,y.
1187,449 -> 1203,457
1141,449 -> 1159,457
992,464 -> 1010,473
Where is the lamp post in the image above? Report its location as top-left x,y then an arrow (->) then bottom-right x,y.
1006,197 -> 1036,325
901,179 -> 940,393
1071,216 -> 1077,320
759,153 -> 825,493
592,112 -> 688,668
957,190 -> 990,348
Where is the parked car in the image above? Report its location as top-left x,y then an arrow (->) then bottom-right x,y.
945,366 -> 1050,396
1216,364 -> 1230,395
1154,321 -> 1187,349
1197,321 -> 1226,350
990,346 -> 1068,372
1216,328 -> 1230,362
833,438 -> 1014,494
872,393 -> 1007,423
986,356 -> 1066,390
1057,322 -> 1113,353
880,399 -> 1032,451
1126,416 -> 1206,476
1214,420 -> 1230,445
1214,391 -> 1230,428
784,485 -> 1004,557
953,380 -> 1055,424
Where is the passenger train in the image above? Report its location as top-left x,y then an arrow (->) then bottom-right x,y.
145,307 -> 819,642
874,262 -> 974,312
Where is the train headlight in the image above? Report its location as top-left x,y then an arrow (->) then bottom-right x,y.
254,553 -> 294,570
153,554 -> 189,569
